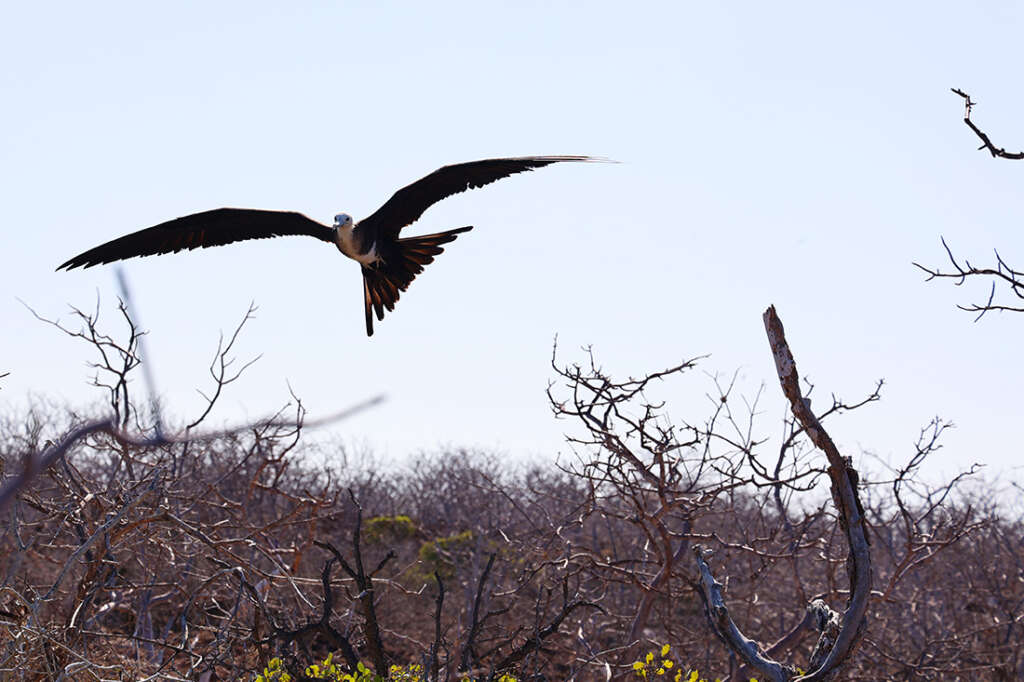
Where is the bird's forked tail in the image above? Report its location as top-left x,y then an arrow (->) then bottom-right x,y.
361,226 -> 473,336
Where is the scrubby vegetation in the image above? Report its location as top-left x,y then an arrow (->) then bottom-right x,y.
0,301 -> 1020,680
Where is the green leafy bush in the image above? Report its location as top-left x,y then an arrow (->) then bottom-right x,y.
417,529 -> 475,579
363,515 -> 418,544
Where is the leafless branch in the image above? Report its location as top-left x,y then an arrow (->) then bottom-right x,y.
260,555 -> 360,672
951,88 -> 1024,159
20,297 -> 143,428
692,545 -> 795,682
428,572 -> 444,682
914,237 -> 1024,320
492,580 -> 601,673
460,552 -> 496,672
188,302 -> 262,429
314,491 -> 395,676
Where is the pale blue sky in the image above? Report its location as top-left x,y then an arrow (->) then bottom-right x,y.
3,2 -> 1023,481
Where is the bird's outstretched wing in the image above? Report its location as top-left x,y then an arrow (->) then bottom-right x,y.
355,156 -> 598,242
57,208 -> 335,270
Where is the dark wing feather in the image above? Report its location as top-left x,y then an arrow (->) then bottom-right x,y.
57,207 -> 335,270
355,156 -> 597,242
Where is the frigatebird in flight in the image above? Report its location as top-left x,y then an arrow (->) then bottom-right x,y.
58,156 -> 601,335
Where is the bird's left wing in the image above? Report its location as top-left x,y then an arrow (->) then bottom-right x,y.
58,208 -> 336,270
355,156 -> 599,241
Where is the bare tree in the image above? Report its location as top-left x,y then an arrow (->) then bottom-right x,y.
545,326 -> 876,679
543,306 -> 988,681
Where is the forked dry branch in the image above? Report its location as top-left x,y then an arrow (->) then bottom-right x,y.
914,237 -> 1024,319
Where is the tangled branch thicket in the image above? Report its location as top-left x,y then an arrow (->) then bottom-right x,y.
0,300 -> 1018,681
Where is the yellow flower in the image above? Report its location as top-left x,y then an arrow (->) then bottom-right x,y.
661,644 -> 671,657
646,652 -> 655,664
634,661 -> 646,671
663,660 -> 674,669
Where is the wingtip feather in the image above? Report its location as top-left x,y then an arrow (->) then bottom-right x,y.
56,258 -> 85,271
523,155 -> 619,164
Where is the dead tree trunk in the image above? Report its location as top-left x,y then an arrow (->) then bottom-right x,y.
693,306 -> 872,681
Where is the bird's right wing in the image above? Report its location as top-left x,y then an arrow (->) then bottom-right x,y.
57,208 -> 336,270
355,156 -> 599,242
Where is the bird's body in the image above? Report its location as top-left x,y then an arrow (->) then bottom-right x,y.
58,156 -> 602,335
333,214 -> 379,266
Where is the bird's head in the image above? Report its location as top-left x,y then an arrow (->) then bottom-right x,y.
333,213 -> 353,228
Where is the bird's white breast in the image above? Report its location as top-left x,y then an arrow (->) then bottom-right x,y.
335,224 -> 380,266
